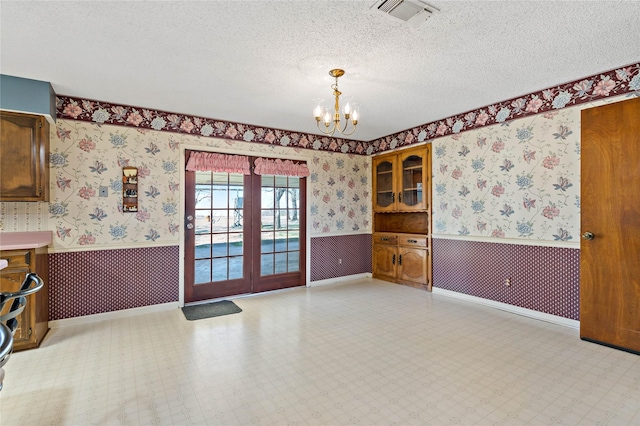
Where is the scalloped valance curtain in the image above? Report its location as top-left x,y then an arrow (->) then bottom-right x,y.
254,157 -> 309,177
185,152 -> 251,174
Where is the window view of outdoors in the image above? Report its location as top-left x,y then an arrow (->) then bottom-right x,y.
194,171 -> 300,284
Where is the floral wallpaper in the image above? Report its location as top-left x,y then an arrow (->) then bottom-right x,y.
44,119 -> 371,251
431,106 -> 582,242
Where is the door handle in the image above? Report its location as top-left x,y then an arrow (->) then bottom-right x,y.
582,232 -> 595,240
398,255 -> 402,265
392,254 -> 396,264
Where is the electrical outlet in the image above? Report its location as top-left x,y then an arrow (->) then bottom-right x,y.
505,278 -> 511,287
99,186 -> 108,197
338,258 -> 342,264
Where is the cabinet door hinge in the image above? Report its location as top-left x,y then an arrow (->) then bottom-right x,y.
37,120 -> 43,128
38,187 -> 43,196
28,327 -> 33,336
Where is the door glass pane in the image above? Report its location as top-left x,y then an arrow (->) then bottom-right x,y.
402,154 -> 423,207
195,259 -> 210,284
287,251 -> 299,272
212,234 -> 228,257
211,258 -> 227,282
229,233 -> 243,256
275,253 -> 287,274
261,231 -> 275,253
288,230 -> 299,250
376,160 -> 394,207
261,254 -> 274,275
229,256 -> 243,280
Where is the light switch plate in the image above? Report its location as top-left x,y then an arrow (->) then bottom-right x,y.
99,186 -> 108,197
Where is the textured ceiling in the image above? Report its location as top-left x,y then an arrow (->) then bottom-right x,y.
1,1 -> 639,142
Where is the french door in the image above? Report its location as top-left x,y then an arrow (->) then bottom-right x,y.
184,152 -> 306,303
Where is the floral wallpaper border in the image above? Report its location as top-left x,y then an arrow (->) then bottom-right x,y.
375,62 -> 640,152
56,95 -> 369,155
56,62 -> 640,156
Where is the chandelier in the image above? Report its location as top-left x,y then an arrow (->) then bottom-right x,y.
313,69 -> 359,136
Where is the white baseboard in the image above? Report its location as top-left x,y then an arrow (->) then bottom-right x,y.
49,302 -> 180,328
432,287 -> 580,329
308,273 -> 372,287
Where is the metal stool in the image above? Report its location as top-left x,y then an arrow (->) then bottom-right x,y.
0,272 -> 44,391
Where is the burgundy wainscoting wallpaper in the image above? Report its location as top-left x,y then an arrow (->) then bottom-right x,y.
310,234 -> 372,282
48,246 -> 180,320
432,238 -> 580,320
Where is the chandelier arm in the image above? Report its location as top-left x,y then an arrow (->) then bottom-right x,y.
340,122 -> 357,136
316,120 -> 336,136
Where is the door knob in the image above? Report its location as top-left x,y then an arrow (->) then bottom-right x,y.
582,232 -> 594,240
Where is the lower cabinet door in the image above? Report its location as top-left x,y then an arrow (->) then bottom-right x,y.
0,269 -> 33,345
372,244 -> 397,280
398,247 -> 428,285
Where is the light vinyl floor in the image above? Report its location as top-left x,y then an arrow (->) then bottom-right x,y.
1,278 -> 638,425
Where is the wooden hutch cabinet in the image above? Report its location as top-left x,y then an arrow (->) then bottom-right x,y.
372,145 -> 432,290
0,111 -> 50,202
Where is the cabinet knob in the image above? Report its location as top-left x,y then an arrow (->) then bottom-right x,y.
582,231 -> 595,240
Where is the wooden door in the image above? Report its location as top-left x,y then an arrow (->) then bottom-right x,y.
184,169 -> 253,302
580,96 -> 640,354
251,174 -> 306,293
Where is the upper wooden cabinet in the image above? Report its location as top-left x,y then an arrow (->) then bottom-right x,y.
373,145 -> 430,212
0,111 -> 50,202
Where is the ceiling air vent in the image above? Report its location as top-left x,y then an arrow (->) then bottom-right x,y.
372,0 -> 439,26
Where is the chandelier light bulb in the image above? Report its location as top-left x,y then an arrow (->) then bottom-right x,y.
343,101 -> 351,116
313,104 -> 323,120
352,108 -> 359,123
323,109 -> 332,126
